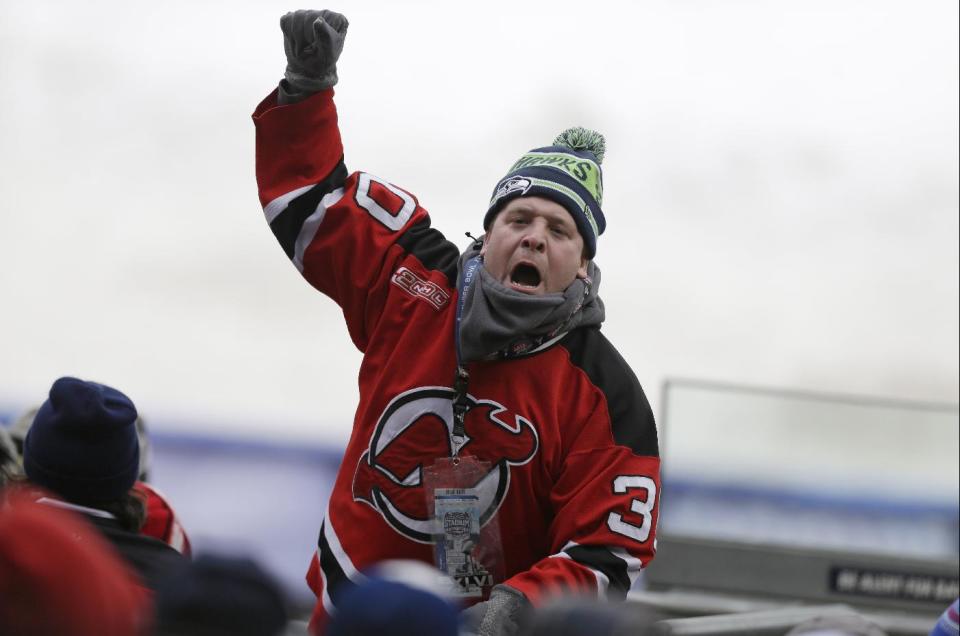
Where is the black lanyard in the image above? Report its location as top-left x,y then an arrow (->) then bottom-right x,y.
451,255 -> 481,455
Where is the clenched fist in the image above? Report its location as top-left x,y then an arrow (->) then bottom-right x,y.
280,9 -> 349,93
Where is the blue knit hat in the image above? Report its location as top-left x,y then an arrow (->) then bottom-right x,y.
327,577 -> 459,636
155,554 -> 288,636
485,127 -> 606,258
23,377 -> 140,505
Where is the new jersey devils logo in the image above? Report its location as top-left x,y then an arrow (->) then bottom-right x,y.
352,386 -> 540,543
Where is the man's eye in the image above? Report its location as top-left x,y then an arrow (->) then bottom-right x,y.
551,227 -> 567,237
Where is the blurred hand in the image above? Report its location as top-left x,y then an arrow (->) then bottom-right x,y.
460,585 -> 528,636
280,9 -> 348,93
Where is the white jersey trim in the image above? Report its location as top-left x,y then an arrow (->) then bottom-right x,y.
610,546 -> 644,588
293,187 -> 345,272
552,540 -> 610,596
319,499 -> 366,615
317,548 -> 335,616
263,185 -> 314,224
36,497 -> 116,519
168,522 -> 187,554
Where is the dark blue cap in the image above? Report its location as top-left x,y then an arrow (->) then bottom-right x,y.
328,577 -> 459,636
23,377 -> 139,505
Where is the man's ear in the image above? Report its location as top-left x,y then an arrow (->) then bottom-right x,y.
577,257 -> 589,279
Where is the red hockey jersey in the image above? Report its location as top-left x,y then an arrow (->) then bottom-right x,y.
253,88 -> 661,632
134,481 -> 191,557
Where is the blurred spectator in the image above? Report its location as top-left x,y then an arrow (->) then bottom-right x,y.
153,553 -> 288,636
6,404 -> 36,459
516,598 -> 652,636
10,394 -> 192,555
326,560 -> 459,636
0,491 -> 150,636
21,376 -> 185,589
931,599 -> 960,636
786,613 -> 887,636
0,426 -> 17,488
135,413 -> 154,481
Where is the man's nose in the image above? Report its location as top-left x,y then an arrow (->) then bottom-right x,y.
521,226 -> 546,252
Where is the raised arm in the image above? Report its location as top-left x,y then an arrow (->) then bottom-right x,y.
253,9 -> 349,209
252,10 -> 452,352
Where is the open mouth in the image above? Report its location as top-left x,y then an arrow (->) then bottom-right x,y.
510,263 -> 542,290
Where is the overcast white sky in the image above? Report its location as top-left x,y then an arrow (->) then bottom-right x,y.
1,0 -> 957,446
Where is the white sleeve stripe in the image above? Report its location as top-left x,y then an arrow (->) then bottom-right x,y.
323,499 -> 363,581
263,185 -> 315,224
317,548 -> 336,616
610,546 -> 644,588
169,524 -> 186,553
593,569 -> 611,596
549,541 -> 610,596
292,187 -> 345,272
558,540 -> 647,598
318,500 -> 366,616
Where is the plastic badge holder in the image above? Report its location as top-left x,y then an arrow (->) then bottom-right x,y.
423,455 -> 505,599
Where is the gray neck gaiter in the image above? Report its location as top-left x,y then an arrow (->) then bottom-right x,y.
455,242 -> 605,363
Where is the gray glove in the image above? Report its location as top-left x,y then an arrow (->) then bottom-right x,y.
460,585 -> 529,636
280,9 -> 348,95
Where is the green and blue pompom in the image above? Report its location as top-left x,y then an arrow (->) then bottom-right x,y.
553,127 -> 606,164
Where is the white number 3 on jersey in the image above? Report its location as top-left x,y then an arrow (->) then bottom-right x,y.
607,475 -> 657,543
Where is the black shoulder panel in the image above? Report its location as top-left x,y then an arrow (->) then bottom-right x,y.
270,159 -> 349,259
560,327 -> 659,457
396,217 -> 460,287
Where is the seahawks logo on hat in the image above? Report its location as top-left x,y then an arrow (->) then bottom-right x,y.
492,176 -> 532,203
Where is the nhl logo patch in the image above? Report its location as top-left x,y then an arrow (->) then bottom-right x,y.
391,267 -> 451,310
